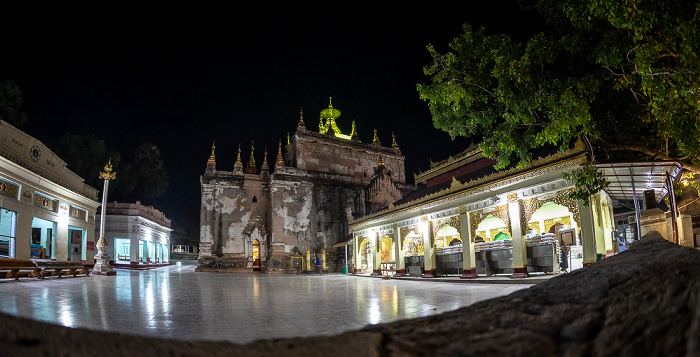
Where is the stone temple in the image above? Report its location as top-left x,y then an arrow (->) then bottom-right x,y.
197,100 -> 414,272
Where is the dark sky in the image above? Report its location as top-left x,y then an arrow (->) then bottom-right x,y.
2,6 -> 543,230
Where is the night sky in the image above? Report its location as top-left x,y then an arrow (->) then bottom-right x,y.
2,6 -> 542,230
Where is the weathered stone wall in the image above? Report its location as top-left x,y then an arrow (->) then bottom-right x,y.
198,171 -> 269,271
288,131 -> 406,184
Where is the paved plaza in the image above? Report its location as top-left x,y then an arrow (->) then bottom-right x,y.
0,261 -> 532,345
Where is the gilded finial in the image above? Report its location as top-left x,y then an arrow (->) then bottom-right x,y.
287,132 -> 290,146
207,141 -> 216,166
99,158 -> 117,180
298,108 -> 305,129
261,147 -> 269,169
245,141 -> 257,174
391,132 -> 399,149
275,140 -> 285,167
372,129 -> 381,145
235,144 -> 243,166
351,120 -> 359,141
377,152 -> 385,167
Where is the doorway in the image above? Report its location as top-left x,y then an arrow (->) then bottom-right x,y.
252,239 -> 260,270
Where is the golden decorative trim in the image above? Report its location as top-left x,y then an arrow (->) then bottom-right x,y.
0,178 -> 19,200
69,206 -> 87,221
99,159 -> 116,180
33,193 -> 57,212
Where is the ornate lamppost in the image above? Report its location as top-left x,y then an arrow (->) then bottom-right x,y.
92,159 -> 117,276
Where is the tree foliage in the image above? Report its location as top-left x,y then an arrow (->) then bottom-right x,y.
418,0 -> 700,179
0,79 -> 27,127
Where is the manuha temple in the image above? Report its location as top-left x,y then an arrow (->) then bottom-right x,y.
197,99 -> 414,272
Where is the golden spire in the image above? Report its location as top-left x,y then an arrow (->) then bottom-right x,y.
207,141 -> 216,166
245,142 -> 257,174
275,140 -> 285,167
297,108 -> 305,129
261,147 -> 269,169
234,144 -> 243,166
372,129 -> 381,145
350,120 -> 359,141
391,132 -> 399,149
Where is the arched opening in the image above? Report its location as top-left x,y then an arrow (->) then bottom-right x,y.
475,215 -> 509,242
379,236 -> 393,263
360,239 -> 373,274
252,239 -> 260,271
528,201 -> 580,272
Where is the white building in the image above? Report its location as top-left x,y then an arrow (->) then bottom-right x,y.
96,201 -> 172,266
0,120 -> 100,262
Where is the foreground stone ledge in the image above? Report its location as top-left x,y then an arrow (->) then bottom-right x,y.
1,232 -> 698,356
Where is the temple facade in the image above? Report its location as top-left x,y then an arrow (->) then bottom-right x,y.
197,100 -> 414,272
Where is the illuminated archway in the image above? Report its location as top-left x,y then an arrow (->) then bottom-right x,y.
379,236 -> 393,262
358,238 -> 373,274
435,224 -> 461,248
252,239 -> 260,270
475,215 -> 509,242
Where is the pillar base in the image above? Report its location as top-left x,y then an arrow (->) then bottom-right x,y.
91,253 -> 115,276
460,268 -> 479,279
510,267 -> 529,279
352,268 -> 360,274
371,269 -> 381,276
583,260 -> 595,267
422,269 -> 437,278
393,269 -> 406,277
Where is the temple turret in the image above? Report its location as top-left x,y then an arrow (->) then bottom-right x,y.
372,129 -> 381,146
319,97 -> 342,136
350,120 -> 360,141
297,109 -> 306,132
260,147 -> 269,175
233,144 -> 244,174
275,140 -> 285,169
245,142 -> 257,174
391,132 -> 400,153
206,141 -> 216,170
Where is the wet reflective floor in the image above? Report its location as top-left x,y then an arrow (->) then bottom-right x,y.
0,260 -> 531,344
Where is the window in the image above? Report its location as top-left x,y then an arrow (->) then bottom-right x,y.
0,209 -> 17,258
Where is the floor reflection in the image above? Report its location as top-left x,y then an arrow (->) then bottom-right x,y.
0,261 -> 530,344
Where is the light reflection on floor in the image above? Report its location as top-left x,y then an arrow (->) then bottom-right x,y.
0,261 -> 530,344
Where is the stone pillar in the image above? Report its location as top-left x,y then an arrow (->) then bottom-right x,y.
371,230 -> 381,275
460,211 -> 478,279
579,201 -> 597,266
352,233 -> 360,274
509,200 -> 529,278
678,214 -> 694,248
423,220 -> 437,278
393,226 -> 405,277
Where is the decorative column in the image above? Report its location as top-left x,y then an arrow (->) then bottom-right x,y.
460,209 -> 478,279
92,160 -> 116,276
509,196 -> 529,278
371,230 -> 381,275
422,219 -> 437,278
393,225 -> 405,277
321,248 -> 327,272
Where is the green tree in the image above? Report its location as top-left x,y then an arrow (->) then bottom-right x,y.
52,133 -> 121,192
0,79 -> 27,127
133,143 -> 169,205
417,0 -> 700,199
